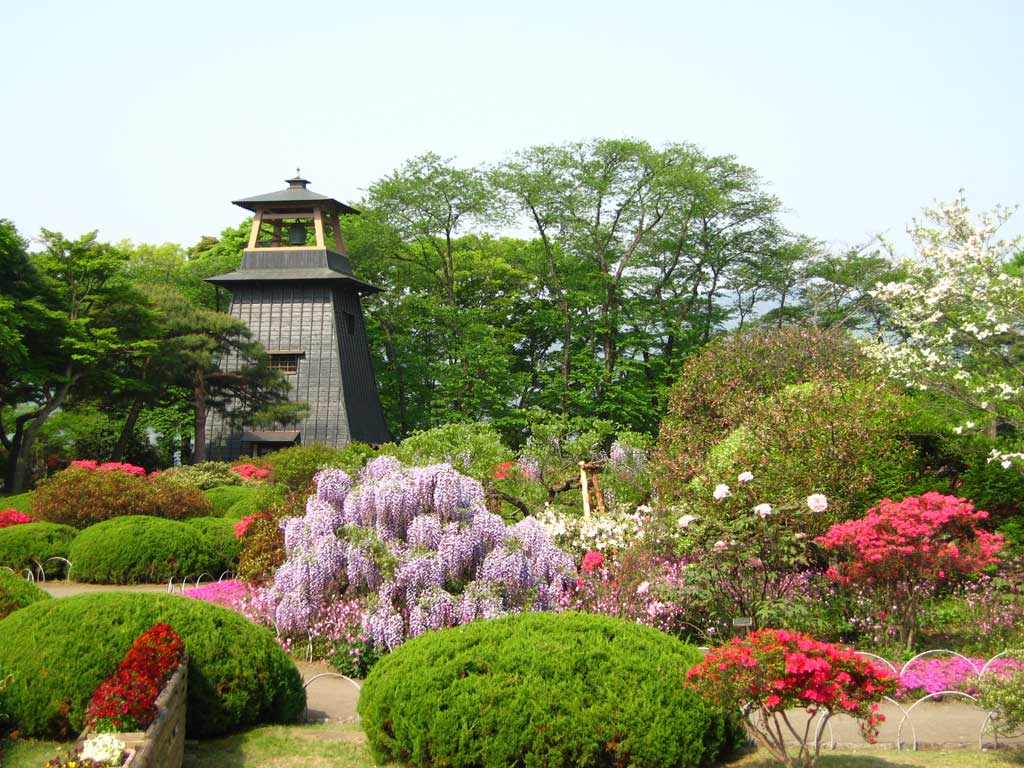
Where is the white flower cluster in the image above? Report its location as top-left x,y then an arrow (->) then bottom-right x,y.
536,504 -> 647,554
81,733 -> 126,765
866,196 -> 1024,426
988,449 -> 1024,470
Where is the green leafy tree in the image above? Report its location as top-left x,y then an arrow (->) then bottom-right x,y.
1,228 -> 155,492
150,288 -> 307,463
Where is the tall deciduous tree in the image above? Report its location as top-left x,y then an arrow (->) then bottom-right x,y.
1,228 -> 153,492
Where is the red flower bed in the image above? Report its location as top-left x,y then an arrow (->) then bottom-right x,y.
86,623 -> 184,733
230,463 -> 270,481
0,509 -> 34,528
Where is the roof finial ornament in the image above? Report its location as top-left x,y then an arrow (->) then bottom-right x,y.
285,169 -> 309,190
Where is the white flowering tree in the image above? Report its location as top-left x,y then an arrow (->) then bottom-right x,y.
867,195 -> 1024,461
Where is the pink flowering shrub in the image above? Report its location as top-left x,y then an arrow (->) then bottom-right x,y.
580,550 -> 604,573
233,514 -> 262,539
0,509 -> 34,529
899,655 -> 1024,698
70,459 -> 148,476
686,629 -> 898,768
230,463 -> 271,482
569,545 -> 705,639
817,493 -> 1005,650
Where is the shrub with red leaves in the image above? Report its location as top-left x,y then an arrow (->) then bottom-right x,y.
0,509 -> 34,529
86,623 -> 184,733
686,629 -> 897,768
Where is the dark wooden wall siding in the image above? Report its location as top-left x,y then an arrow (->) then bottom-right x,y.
333,288 -> 392,445
205,283 -> 351,459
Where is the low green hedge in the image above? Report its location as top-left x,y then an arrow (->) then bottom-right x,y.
183,517 -> 242,575
204,485 -> 259,517
0,592 -> 305,738
0,523 -> 77,578
0,570 -> 50,620
1,492 -> 34,514
359,612 -> 742,768
68,516 -> 219,584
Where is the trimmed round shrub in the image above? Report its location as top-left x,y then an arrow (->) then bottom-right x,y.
183,517 -> 242,575
31,468 -> 211,529
204,484 -> 259,517
0,522 -> 77,578
223,483 -> 288,521
0,592 -> 305,738
0,570 -> 50,620
262,442 -> 375,492
68,516 -> 219,584
163,461 -> 243,491
359,612 -> 741,768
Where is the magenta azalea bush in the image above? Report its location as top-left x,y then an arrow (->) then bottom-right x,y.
898,655 -> 1024,697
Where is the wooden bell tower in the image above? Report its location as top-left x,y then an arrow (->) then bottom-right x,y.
205,172 -> 391,458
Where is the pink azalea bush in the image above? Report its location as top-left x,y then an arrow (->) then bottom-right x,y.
70,459 -> 148,476
686,629 -> 898,768
817,493 -> 1005,650
230,463 -> 271,481
899,655 -> 1024,697
0,509 -> 34,529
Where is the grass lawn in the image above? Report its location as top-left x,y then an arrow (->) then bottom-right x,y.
4,727 -> 1024,768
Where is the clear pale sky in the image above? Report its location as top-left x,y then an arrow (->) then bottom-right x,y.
2,0 -> 1021,254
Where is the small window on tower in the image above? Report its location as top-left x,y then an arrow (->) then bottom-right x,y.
268,352 -> 303,375
344,312 -> 355,335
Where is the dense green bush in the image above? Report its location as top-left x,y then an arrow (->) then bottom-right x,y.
68,516 -> 219,584
0,522 -> 77,578
32,468 -> 211,529
223,482 -> 288,520
692,380 -> 918,524
163,461 -> 243,490
204,484 -> 259,516
0,592 -> 305,738
386,423 -> 511,482
0,492 -> 34,514
0,570 -> 50,620
359,612 -> 741,768
184,517 -> 242,575
655,327 -> 870,499
262,442 -> 375,492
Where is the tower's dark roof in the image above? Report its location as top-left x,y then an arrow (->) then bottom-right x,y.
232,172 -> 360,215
207,268 -> 381,294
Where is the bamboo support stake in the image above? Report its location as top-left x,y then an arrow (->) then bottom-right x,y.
579,461 -> 591,518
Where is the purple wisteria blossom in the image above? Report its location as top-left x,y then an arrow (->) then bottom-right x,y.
263,459 -> 576,651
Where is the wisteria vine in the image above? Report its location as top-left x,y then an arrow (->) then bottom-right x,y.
264,457 -> 576,650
